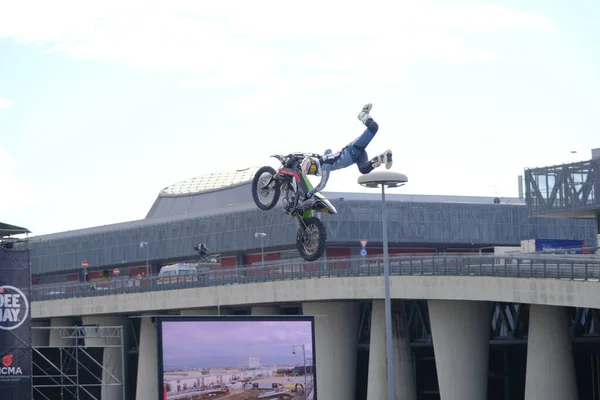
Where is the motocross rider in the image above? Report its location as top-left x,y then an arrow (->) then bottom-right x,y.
298,103 -> 393,207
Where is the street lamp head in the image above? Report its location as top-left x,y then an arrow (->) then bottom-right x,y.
254,232 -> 267,238
357,170 -> 408,189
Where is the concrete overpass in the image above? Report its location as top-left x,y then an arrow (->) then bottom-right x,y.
30,254 -> 600,400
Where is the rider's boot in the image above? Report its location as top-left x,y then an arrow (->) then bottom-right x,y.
369,150 -> 393,170
382,149 -> 393,169
357,103 -> 373,125
295,199 -> 311,213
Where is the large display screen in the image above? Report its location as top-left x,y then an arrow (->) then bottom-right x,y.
157,315 -> 317,400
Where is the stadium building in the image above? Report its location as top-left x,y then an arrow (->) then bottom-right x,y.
29,166 -> 596,285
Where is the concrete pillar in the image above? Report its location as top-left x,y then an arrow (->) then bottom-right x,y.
136,314 -> 160,400
596,214 -> 599,255
32,320 -> 50,347
393,305 -> 416,400
367,300 -> 416,400
251,306 -> 281,315
524,304 -> 578,400
180,308 -> 233,315
82,315 -> 130,400
428,300 -> 490,400
49,317 -> 77,347
302,301 -> 360,400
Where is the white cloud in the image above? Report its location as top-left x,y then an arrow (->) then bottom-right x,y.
0,0 -> 555,86
0,98 -> 13,109
0,149 -> 40,212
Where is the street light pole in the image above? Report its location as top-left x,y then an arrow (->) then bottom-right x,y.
381,182 -> 394,400
145,245 -> 149,276
358,170 -> 408,400
140,241 -> 149,276
254,232 -> 267,267
292,344 -> 307,400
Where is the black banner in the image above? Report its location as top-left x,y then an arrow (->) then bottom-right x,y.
0,245 -> 32,399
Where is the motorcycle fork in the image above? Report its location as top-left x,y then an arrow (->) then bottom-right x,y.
294,210 -> 313,242
264,172 -> 279,189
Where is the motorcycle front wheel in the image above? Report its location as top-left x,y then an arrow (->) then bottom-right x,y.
296,217 -> 327,261
252,166 -> 281,211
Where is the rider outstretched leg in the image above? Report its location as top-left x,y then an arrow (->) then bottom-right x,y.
357,149 -> 393,174
355,103 -> 393,174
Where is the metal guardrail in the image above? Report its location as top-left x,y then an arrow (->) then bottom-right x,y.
31,254 -> 600,302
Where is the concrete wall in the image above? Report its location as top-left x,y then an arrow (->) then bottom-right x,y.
32,275 -> 600,319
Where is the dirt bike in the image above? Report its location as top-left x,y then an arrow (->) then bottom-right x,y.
251,152 -> 338,261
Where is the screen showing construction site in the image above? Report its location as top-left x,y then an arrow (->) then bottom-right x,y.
157,315 -> 317,400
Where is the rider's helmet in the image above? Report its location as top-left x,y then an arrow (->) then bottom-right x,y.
301,156 -> 322,176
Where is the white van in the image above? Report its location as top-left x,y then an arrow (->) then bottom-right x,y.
157,263 -> 198,285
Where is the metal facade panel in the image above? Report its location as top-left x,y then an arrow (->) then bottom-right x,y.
324,200 -> 594,245
28,200 -> 595,275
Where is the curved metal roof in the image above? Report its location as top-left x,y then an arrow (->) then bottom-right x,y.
159,166 -> 260,197
0,222 -> 30,238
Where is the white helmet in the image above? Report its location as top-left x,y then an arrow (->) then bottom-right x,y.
301,156 -> 322,176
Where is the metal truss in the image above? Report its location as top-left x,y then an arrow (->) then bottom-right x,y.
490,302 -> 529,342
406,300 -> 432,344
357,301 -> 371,346
405,301 -> 600,344
525,159 -> 600,218
32,325 -> 125,400
357,300 -> 419,348
570,307 -> 600,341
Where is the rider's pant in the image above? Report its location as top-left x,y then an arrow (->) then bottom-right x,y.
329,119 -> 379,172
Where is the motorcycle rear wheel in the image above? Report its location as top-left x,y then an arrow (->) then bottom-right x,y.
252,166 -> 281,211
296,217 -> 327,261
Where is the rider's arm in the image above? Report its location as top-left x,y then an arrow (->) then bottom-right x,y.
307,163 -> 331,197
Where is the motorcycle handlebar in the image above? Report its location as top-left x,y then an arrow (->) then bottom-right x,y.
271,152 -> 323,167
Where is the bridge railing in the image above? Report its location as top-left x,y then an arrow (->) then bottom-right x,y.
30,254 -> 600,302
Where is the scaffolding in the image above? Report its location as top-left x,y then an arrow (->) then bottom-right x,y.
32,325 -> 126,400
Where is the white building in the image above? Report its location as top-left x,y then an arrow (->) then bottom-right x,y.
249,356 -> 260,368
164,368 -> 274,394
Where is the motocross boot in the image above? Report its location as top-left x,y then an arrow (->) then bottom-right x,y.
370,150 -> 393,170
357,103 -> 373,124
295,192 -> 315,213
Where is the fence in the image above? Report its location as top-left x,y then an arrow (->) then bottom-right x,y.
31,254 -> 600,302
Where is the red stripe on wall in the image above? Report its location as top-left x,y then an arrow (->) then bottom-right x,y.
129,267 -> 147,276
327,247 -> 351,269
244,252 -> 281,276
220,257 -> 237,269
246,252 -> 280,265
365,248 -> 436,255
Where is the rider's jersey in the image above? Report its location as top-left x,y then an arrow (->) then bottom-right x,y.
321,150 -> 341,164
307,162 -> 331,196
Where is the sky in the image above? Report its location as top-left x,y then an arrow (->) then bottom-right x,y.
161,319 -> 313,370
1,0 -> 599,236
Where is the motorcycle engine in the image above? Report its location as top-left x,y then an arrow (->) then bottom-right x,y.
281,188 -> 294,213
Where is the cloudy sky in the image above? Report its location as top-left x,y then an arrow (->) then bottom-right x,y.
161,319 -> 313,370
1,0 -> 599,235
